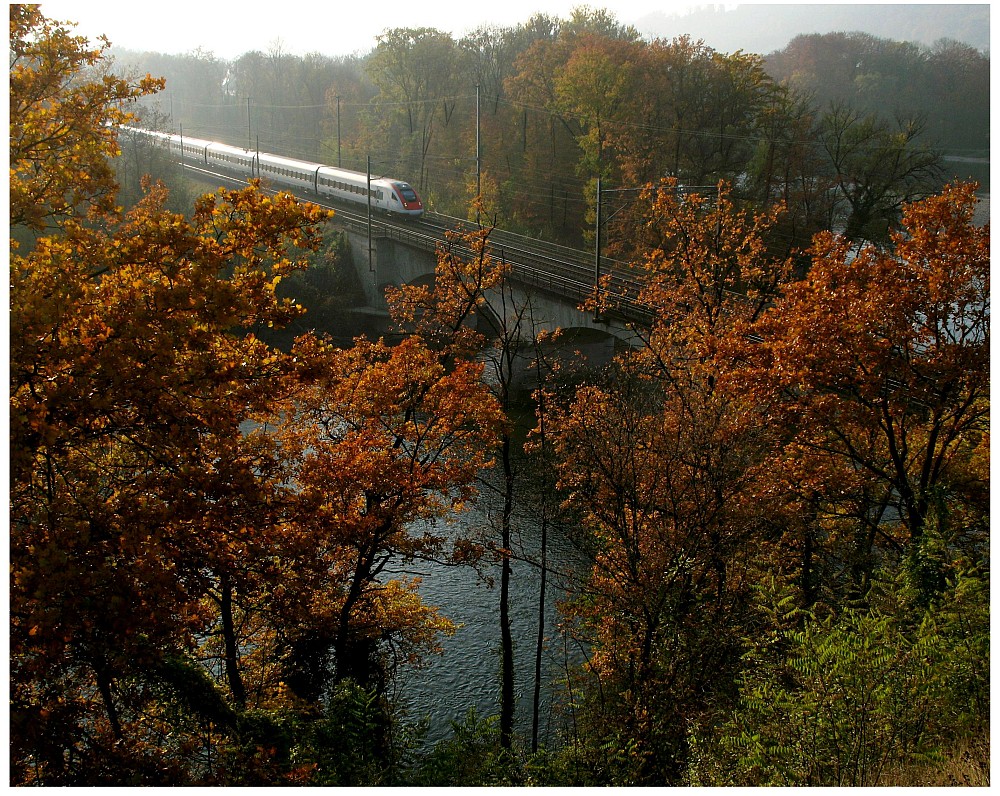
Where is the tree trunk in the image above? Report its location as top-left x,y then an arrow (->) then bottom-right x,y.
531,511 -> 547,753
220,572 -> 247,710
94,665 -> 122,741
499,431 -> 515,751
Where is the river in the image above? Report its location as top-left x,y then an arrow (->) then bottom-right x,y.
389,474 -> 591,749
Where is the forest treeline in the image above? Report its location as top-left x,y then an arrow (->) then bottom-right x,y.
110,5 -> 988,254
10,4 -> 989,787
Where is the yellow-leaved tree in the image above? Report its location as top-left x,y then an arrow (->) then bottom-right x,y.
10,5 -> 501,785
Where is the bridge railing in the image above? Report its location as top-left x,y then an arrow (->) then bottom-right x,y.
335,213 -> 656,326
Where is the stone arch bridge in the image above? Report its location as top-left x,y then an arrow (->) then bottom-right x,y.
337,215 -> 649,377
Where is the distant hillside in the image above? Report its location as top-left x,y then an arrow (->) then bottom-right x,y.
631,4 -> 990,55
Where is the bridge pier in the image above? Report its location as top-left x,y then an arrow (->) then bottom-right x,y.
344,230 -> 440,309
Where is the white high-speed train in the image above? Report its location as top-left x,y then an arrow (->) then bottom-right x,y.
124,127 -> 424,217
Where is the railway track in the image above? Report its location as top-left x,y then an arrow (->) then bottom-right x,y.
179,163 -> 656,326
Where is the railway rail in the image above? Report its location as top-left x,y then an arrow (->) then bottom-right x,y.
179,163 -> 656,326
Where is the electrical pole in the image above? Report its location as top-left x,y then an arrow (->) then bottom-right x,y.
594,177 -> 602,322
336,95 -> 342,168
367,155 -> 374,288
476,83 -> 481,225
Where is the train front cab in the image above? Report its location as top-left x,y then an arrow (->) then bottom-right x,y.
389,181 -> 423,217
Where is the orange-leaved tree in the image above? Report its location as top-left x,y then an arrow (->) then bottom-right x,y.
549,180 -> 794,781
741,181 -> 989,601
9,5 -> 430,785
9,4 -> 163,234
259,332 -> 503,702
10,172 -> 330,781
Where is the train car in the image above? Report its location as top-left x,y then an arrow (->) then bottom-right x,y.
205,141 -> 260,182
122,126 -> 220,172
255,150 -> 423,218
122,126 -> 424,217
313,163 -> 423,217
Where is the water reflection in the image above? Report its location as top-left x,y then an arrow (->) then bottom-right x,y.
390,493 -> 589,748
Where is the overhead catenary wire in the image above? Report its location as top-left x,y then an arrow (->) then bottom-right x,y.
147,82 -> 858,258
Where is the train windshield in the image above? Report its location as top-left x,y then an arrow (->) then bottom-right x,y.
396,183 -> 419,202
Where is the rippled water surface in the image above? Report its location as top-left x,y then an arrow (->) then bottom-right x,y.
392,496 -> 589,748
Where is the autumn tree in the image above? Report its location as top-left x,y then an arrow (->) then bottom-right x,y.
9,4 -> 163,235
742,182 -> 989,601
259,332 -> 502,701
818,104 -> 943,246
548,181 -> 794,782
11,7 -> 502,784
11,13 -> 331,752
10,177 -> 330,782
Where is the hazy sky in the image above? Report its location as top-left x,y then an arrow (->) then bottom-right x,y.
38,0 -> 710,59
